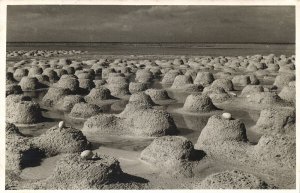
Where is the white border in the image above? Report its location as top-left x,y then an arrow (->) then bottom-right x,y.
0,1 -> 298,193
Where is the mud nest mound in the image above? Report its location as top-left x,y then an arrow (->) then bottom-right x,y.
267,63 -> 280,72
161,70 -> 182,84
82,114 -> 124,134
194,113 -> 295,172
13,68 -> 28,81
6,84 -> 23,96
94,79 -> 107,88
69,102 -> 103,119
273,73 -> 295,88
129,82 -> 148,94
106,82 -> 130,97
278,64 -> 295,74
54,69 -> 68,78
42,87 -> 72,108
122,106 -> 178,137
61,95 -> 85,112
140,136 -> 199,177
196,115 -> 248,146
209,78 -> 234,91
247,92 -> 283,105
195,115 -> 248,160
246,63 -> 258,72
194,71 -> 214,87
42,68 -> 59,82
214,71 -> 232,79
83,104 -> 178,137
182,94 -> 218,113
171,75 -> 193,89
184,69 -> 197,79
55,75 -> 79,92
76,71 -> 95,80
145,88 -> 173,101
18,77 -> 44,91
107,74 -> 128,85
33,74 -> 50,85
127,92 -> 156,108
202,87 -> 231,103
35,153 -> 129,189
108,81 -> 130,94
278,84 -> 295,103
84,87 -> 115,103
78,78 -> 95,91
6,123 -> 44,172
252,108 -> 295,135
102,68 -> 116,79
28,67 -> 43,77
62,66 -> 75,74
135,69 -> 154,83
253,134 -> 295,170
240,85 -> 264,97
32,125 -> 90,156
196,170 -> 270,189
140,136 -> 197,165
232,75 -> 251,86
6,95 -> 43,124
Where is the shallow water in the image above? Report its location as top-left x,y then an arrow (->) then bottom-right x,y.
20,154 -> 62,180
19,75 -> 262,151
18,66 -> 270,147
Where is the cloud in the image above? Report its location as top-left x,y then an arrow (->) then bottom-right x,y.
7,5 -> 295,43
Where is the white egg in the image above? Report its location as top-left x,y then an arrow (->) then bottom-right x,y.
58,121 -> 65,129
80,150 -> 94,160
222,112 -> 232,119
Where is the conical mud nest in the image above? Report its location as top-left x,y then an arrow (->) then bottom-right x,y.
42,87 -> 72,108
195,170 -> 272,189
195,114 -> 295,172
6,95 -> 43,124
69,102 -> 103,119
140,136 -> 199,177
182,94 -> 219,113
32,124 -> 90,156
252,108 -> 295,135
83,101 -> 178,137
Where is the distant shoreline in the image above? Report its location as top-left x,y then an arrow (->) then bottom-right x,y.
6,42 -> 295,45
6,42 -> 294,56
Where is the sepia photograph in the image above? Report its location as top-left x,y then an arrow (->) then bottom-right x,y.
3,1 -> 297,190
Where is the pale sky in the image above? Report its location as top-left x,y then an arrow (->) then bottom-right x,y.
7,5 -> 295,43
